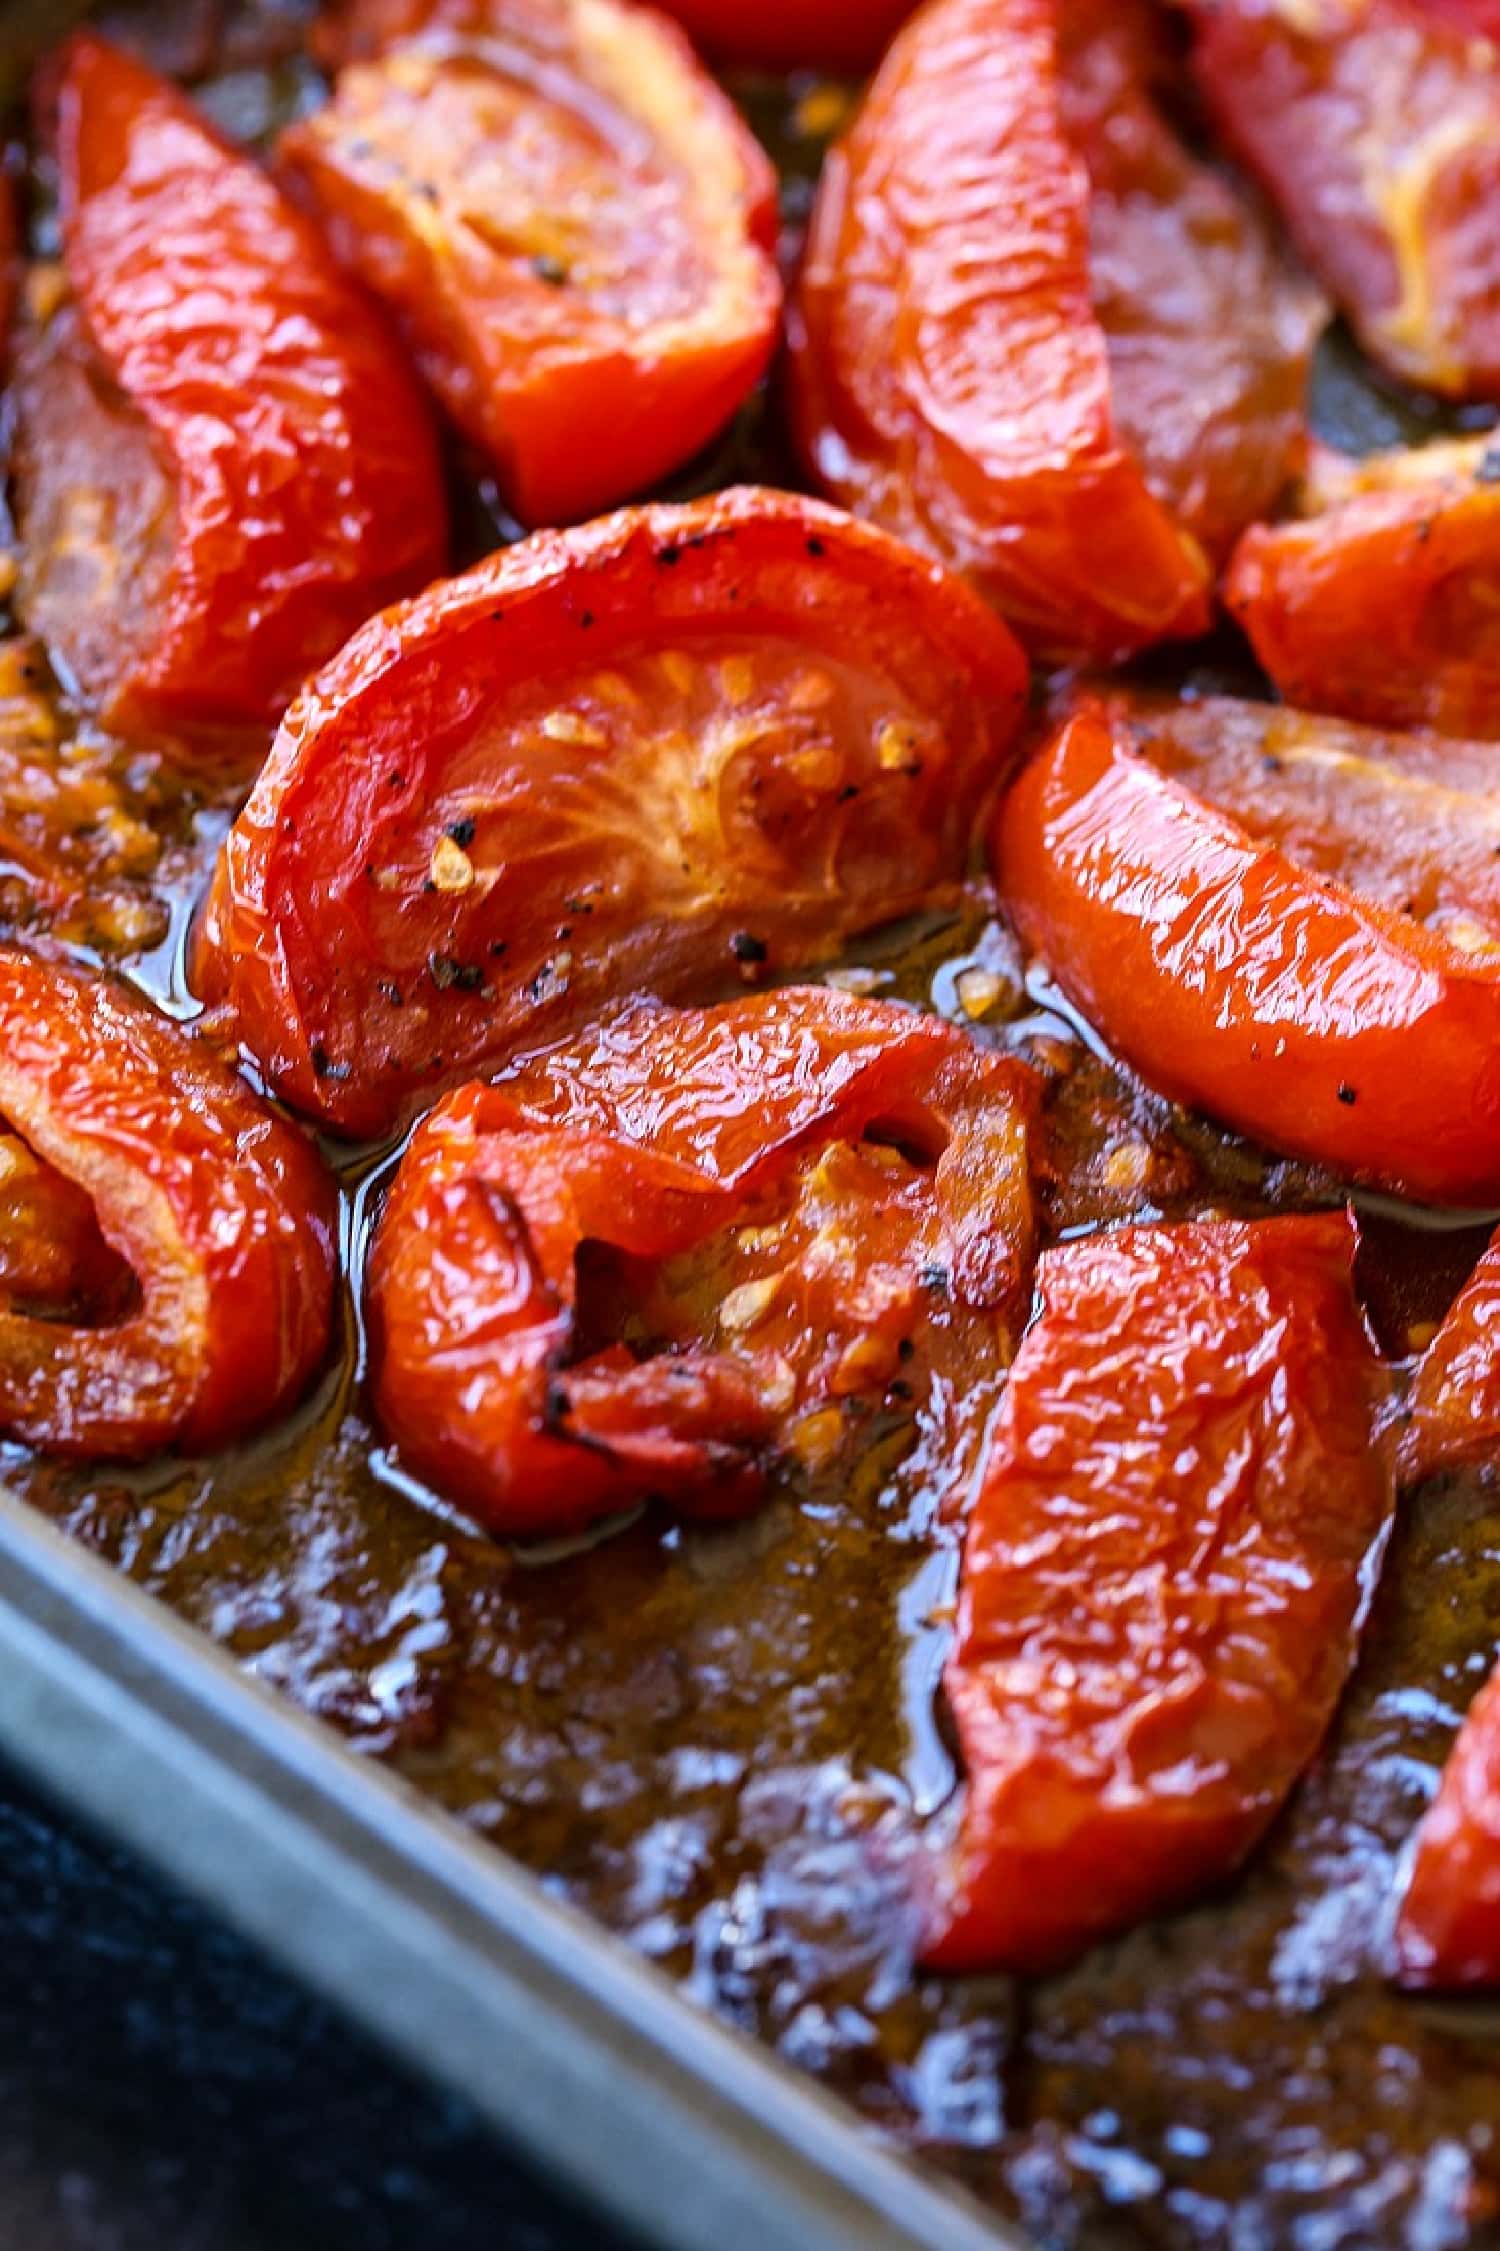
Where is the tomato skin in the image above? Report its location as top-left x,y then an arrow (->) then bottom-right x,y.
995,705 -> 1500,1207
193,487 -> 1030,1139
1401,1229 -> 1500,1481
281,0 -> 781,528
1186,0 -> 1500,398
367,988 -> 1037,1537
1227,437 -> 1500,737
647,0 -> 913,68
0,950 -> 337,1460
9,36 -> 446,749
788,0 -> 1289,662
1396,1664 -> 1500,1989
922,1212 -> 1394,1976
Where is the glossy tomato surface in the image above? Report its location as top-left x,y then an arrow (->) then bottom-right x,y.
924,1212 -> 1395,1974
1227,435 -> 1500,736
1186,0 -> 1500,398
10,34 -> 447,749
0,949 -> 337,1459
367,987 -> 1039,1536
281,0 -> 780,527
995,702 -> 1500,1206
1396,1662 -> 1500,1988
1402,1227 -> 1500,1482
788,0 -> 1312,661
649,0 -> 913,68
193,487 -> 1030,1137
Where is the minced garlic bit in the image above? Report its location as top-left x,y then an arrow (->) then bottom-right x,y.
541,710 -> 606,747
875,719 -> 919,770
954,966 -> 1007,1021
429,833 -> 475,892
718,1274 -> 784,1334
24,263 -> 67,327
1102,1140 -> 1154,1194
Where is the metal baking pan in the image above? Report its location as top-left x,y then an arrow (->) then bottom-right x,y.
0,1481 -> 1023,2251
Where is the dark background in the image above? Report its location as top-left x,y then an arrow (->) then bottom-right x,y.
0,1761 -> 636,2251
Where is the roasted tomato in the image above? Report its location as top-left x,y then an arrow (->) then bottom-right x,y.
923,1212 -> 1395,1975
1395,1662 -> 1500,1989
193,488 -> 1030,1139
996,699 -> 1500,1206
1401,1229 -> 1500,1482
1227,436 -> 1500,737
646,0 -> 913,69
366,988 -> 1038,1537
9,34 -> 447,749
787,0 -> 1316,662
0,949 -> 337,1459
1186,0 -> 1500,398
280,0 -> 781,528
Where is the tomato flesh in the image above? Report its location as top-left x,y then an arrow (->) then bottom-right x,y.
281,0 -> 781,527
1396,1661 -> 1500,1989
996,701 -> 1500,1207
923,1212 -> 1394,1975
1186,0 -> 1500,398
1228,435 -> 1500,737
193,488 -> 1030,1138
11,34 -> 448,749
0,950 -> 337,1459
367,988 -> 1038,1537
1401,1228 -> 1500,1482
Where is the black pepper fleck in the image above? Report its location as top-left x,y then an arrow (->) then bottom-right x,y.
1337,1082 -> 1358,1105
730,931 -> 768,963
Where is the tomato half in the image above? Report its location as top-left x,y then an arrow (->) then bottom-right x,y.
1227,436 -> 1500,737
1185,0 -> 1500,398
10,35 -> 447,751
995,701 -> 1500,1206
787,0 -> 1312,662
280,0 -> 781,528
366,988 -> 1038,1537
1401,1228 -> 1500,1482
0,949 -> 337,1459
193,488 -> 1030,1139
1395,1663 -> 1500,1989
922,1212 -> 1394,1976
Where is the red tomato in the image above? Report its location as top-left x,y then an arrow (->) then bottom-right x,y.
1396,1662 -> 1500,1989
922,1212 -> 1395,1975
192,488 -> 1030,1139
9,35 -> 446,751
366,988 -> 1039,1537
648,0 -> 913,68
995,702 -> 1500,1207
0,949 -> 337,1459
1227,436 -> 1500,737
787,0 -> 1311,662
280,0 -> 781,528
1186,0 -> 1500,398
1401,1228 -> 1500,1481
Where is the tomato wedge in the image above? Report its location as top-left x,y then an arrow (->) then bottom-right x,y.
1401,1229 -> 1500,1482
1227,436 -> 1500,737
366,988 -> 1038,1538
1185,0 -> 1500,398
0,949 -> 337,1459
10,35 -> 447,750
1395,1662 -> 1500,1989
280,0 -> 781,528
922,1212 -> 1394,1976
787,0 -> 1312,662
995,701 -> 1500,1207
193,488 -> 1030,1139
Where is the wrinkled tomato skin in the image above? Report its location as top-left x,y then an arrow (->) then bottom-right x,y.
1227,437 -> 1500,736
1186,0 -> 1500,398
1401,1228 -> 1500,1482
367,988 -> 1038,1538
11,35 -> 447,746
281,0 -> 780,528
1396,1664 -> 1500,1989
788,0 -> 1244,664
193,487 -> 1030,1139
0,950 -> 337,1460
923,1212 -> 1395,1976
995,706 -> 1500,1207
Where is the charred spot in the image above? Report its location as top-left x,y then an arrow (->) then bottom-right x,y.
838,784 -> 861,803
580,610 -> 595,629
446,817 -> 476,848
376,979 -> 404,1007
531,254 -> 569,286
489,939 -> 510,957
386,770 -> 406,791
730,931 -> 768,963
310,1042 -> 352,1082
806,535 -> 826,557
428,951 -> 485,993
658,544 -> 682,567
1337,1082 -> 1358,1106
